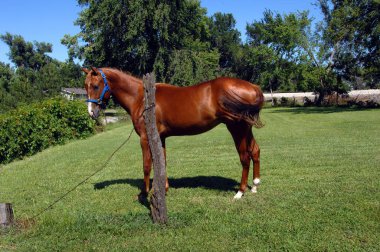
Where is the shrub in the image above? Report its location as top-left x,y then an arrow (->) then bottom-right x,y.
347,99 -> 380,108
303,96 -> 313,106
272,97 -> 278,106
0,98 -> 95,164
280,97 -> 289,106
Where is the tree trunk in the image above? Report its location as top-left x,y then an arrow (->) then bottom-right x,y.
0,203 -> 14,227
142,73 -> 168,224
270,86 -> 274,106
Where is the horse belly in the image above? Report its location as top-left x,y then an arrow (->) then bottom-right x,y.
156,84 -> 218,136
161,112 -> 219,136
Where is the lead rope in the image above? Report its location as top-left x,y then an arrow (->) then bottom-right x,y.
27,126 -> 135,222
22,104 -> 157,224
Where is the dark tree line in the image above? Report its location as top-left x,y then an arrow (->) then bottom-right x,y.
1,0 -> 379,112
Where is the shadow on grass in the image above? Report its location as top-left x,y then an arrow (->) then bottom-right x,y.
266,106 -> 374,114
94,176 -> 239,192
94,176 -> 239,210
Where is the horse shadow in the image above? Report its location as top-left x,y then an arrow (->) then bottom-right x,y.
94,176 -> 239,192
94,176 -> 239,209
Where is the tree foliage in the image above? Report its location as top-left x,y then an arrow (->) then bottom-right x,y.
60,0 -> 380,93
1,33 -> 53,70
244,10 -> 319,92
318,0 -> 380,88
65,0 -> 218,83
0,34 -> 84,112
242,1 -> 379,102
208,12 -> 241,73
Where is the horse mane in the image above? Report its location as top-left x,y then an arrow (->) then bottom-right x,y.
102,68 -> 141,80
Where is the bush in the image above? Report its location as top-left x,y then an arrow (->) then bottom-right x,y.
0,98 -> 95,164
303,96 -> 314,106
279,97 -> 300,107
347,99 -> 380,108
280,97 -> 289,106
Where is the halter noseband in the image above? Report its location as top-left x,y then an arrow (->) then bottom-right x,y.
86,69 -> 111,108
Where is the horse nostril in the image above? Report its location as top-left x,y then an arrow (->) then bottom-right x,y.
91,108 -> 100,119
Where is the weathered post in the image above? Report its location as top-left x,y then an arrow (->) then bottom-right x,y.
0,203 -> 14,228
142,73 -> 168,224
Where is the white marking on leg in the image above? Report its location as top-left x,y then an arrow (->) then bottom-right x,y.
253,178 -> 261,185
233,190 -> 244,199
251,178 -> 260,193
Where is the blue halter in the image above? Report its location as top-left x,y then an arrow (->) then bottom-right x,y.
86,69 -> 111,108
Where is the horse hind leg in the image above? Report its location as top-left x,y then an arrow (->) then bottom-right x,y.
162,138 -> 169,193
227,123 -> 251,199
248,133 -> 261,193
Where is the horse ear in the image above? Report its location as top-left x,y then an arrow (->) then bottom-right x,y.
82,68 -> 90,74
90,66 -> 99,75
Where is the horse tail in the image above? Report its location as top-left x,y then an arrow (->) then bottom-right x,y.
220,88 -> 265,128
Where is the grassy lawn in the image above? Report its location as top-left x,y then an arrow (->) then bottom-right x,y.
1,107 -> 379,251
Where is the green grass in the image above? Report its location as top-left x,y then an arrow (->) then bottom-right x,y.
1,107 -> 379,251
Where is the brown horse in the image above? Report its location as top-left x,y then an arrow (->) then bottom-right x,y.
82,67 -> 264,199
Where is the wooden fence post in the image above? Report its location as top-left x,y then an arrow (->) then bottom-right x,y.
0,203 -> 14,228
142,73 -> 168,224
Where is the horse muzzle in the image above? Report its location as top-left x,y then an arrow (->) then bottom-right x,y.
88,102 -> 101,119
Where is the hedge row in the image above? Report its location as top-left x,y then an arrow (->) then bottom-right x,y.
0,98 -> 95,164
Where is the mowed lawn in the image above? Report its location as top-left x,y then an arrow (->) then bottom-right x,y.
0,107 -> 379,251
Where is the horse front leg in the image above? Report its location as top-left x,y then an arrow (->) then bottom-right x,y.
140,136 -> 152,196
161,138 -> 169,192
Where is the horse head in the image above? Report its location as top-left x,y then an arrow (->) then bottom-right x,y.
82,67 -> 111,119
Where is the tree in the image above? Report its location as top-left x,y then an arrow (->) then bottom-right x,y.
7,67 -> 40,105
208,12 -> 241,73
246,10 -> 311,63
244,10 -> 319,92
165,49 -> 220,86
0,33 -> 55,104
317,0 -> 380,89
0,63 -> 16,112
0,33 -> 84,112
0,33 -> 53,70
0,62 -> 13,92
61,34 -> 85,63
64,0 -> 219,84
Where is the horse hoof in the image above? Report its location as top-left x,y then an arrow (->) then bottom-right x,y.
137,192 -> 147,200
251,186 -> 258,193
233,191 -> 244,199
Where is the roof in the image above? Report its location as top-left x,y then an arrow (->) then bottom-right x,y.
61,88 -> 87,95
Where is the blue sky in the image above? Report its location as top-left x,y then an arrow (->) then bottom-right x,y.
0,0 -> 322,65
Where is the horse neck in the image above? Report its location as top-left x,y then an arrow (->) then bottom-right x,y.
105,69 -> 144,117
